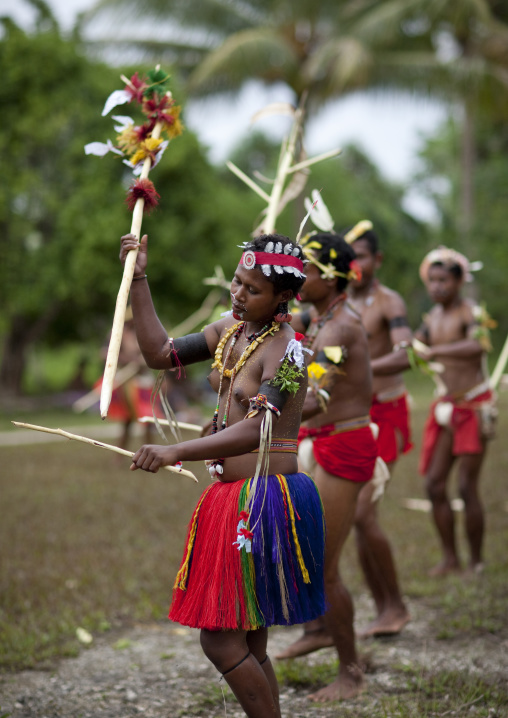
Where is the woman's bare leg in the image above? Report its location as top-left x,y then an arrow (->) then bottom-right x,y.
200,628 -> 281,718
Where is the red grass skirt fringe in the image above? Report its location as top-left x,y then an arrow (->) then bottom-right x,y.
168,473 -> 326,631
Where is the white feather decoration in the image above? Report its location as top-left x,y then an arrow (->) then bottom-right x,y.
304,189 -> 335,232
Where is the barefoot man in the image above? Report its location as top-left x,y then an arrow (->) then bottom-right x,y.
347,222 -> 411,637
277,231 -> 377,701
416,247 -> 497,576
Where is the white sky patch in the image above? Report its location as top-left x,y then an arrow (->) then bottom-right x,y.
6,0 -> 449,222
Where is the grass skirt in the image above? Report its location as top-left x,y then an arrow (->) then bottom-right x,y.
169,473 -> 325,631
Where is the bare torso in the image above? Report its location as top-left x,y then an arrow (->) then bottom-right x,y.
300,301 -> 372,427
348,283 -> 406,396
204,319 -> 306,481
419,299 -> 485,395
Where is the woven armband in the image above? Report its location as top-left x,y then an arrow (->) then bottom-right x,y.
245,381 -> 287,419
170,332 -> 211,365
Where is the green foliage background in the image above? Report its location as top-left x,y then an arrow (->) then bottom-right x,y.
0,22 -> 260,392
1,6 -> 507,393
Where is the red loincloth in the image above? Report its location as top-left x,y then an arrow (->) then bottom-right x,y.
370,393 -> 413,464
298,423 -> 377,483
419,390 -> 492,475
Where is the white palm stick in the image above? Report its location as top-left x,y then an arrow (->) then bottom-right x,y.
138,416 -> 202,433
11,422 -> 198,482
225,161 -> 271,203
228,100 -> 340,235
490,333 -> 508,389
72,362 -> 141,413
202,265 -> 230,290
263,106 -> 303,233
288,148 -> 342,174
169,288 -> 223,338
100,116 -> 166,420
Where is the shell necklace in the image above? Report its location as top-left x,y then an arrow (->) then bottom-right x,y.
207,320 -> 280,478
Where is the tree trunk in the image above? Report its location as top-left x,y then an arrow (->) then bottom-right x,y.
0,307 -> 60,397
458,98 -> 475,255
0,317 -> 32,396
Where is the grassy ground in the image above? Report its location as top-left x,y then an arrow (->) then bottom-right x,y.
1,373 -> 507,715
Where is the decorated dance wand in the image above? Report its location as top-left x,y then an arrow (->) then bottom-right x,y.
11,422 -> 198,482
85,67 -> 183,419
226,100 -> 341,235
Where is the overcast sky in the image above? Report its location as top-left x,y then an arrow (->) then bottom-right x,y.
5,0 -> 448,220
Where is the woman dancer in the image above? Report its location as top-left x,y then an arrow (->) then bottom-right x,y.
120,231 -> 326,718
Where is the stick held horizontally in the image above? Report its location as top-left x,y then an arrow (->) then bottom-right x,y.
11,421 -> 198,482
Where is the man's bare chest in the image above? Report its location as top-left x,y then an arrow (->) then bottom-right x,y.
427,311 -> 467,345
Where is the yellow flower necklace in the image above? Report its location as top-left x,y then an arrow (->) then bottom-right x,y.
207,320 -> 280,479
212,321 -> 280,377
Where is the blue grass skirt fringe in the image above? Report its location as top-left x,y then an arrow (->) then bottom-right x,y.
169,472 -> 326,631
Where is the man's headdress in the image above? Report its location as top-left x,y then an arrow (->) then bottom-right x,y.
419,246 -> 482,284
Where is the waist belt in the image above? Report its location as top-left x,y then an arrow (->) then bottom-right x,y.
251,438 -> 298,454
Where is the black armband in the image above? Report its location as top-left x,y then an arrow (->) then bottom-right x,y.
171,333 -> 211,365
389,316 -> 409,329
245,380 -> 289,419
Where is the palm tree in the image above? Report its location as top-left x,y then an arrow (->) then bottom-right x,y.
81,0 -> 508,245
346,0 -> 508,248
79,0 -> 432,111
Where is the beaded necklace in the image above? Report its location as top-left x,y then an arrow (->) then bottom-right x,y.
211,320 -> 280,378
302,293 -> 347,350
207,320 -> 280,478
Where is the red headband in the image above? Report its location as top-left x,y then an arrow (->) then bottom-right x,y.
240,250 -> 304,273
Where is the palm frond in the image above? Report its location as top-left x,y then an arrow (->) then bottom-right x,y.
189,28 -> 299,93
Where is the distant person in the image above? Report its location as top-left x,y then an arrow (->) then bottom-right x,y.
416,247 -> 497,576
101,309 -> 158,451
277,232 -> 376,702
347,222 -> 411,637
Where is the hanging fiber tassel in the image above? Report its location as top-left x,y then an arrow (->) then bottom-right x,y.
125,178 -> 160,214
169,471 -> 325,631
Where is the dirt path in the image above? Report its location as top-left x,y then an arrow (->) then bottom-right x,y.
2,594 -> 507,718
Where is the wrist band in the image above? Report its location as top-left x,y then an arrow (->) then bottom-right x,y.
132,274 -> 147,281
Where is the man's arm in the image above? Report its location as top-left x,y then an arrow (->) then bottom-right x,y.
371,292 -> 412,376
302,323 -> 351,420
424,305 -> 484,360
425,338 -> 483,360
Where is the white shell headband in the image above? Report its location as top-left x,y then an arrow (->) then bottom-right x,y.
239,241 -> 306,279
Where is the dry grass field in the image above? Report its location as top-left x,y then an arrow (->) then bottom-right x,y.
1,374 -> 507,716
